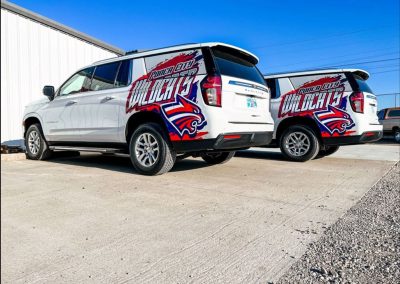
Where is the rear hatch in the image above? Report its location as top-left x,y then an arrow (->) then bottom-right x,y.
210,46 -> 272,124
350,71 -> 379,124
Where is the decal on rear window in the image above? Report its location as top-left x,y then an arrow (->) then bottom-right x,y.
125,50 -> 208,141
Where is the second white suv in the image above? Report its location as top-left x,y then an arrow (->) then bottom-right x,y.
264,69 -> 383,161
23,43 -> 274,175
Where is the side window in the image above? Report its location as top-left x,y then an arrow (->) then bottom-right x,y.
377,110 -> 385,120
115,60 -> 133,87
91,62 -> 120,91
59,67 -> 94,96
388,109 -> 400,118
265,79 -> 281,99
277,78 -> 293,96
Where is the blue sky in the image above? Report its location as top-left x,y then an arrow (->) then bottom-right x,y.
12,0 -> 400,110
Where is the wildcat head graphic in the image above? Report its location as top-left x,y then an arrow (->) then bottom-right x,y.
161,95 -> 206,137
314,105 -> 355,135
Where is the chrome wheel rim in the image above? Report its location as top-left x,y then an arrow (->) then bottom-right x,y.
28,130 -> 40,155
395,131 -> 400,142
285,132 -> 310,157
135,133 -> 159,167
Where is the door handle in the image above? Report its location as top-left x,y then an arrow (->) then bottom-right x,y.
101,96 -> 115,103
66,100 -> 77,106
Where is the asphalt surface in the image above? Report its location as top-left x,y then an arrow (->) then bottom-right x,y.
1,142 -> 399,283
278,163 -> 399,283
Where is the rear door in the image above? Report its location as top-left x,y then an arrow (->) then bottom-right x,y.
210,46 -> 273,124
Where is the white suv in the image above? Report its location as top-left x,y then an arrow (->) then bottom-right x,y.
264,69 -> 383,161
23,43 -> 274,175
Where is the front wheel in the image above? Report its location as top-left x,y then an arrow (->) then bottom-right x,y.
200,151 -> 235,164
318,145 -> 340,157
279,125 -> 320,162
129,123 -> 176,175
25,124 -> 53,160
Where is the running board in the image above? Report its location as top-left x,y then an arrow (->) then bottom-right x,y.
49,146 -> 125,153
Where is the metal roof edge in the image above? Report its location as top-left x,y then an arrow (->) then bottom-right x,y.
1,0 -> 125,55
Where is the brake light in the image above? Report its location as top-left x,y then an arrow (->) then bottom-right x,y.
201,74 -> 222,107
350,91 -> 364,113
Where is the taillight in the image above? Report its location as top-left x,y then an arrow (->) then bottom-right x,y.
350,91 -> 364,113
201,74 -> 222,107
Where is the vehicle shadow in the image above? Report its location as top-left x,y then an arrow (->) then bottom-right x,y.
373,137 -> 398,145
47,152 -> 210,175
235,149 -> 287,161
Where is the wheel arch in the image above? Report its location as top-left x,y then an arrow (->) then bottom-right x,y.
276,116 -> 322,142
125,111 -> 170,143
23,115 -> 43,137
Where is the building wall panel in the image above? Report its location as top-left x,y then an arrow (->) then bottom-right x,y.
1,8 -> 118,143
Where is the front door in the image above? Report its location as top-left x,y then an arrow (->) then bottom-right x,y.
76,60 -> 132,142
42,67 -> 94,142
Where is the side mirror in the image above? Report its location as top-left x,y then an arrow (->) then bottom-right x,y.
43,85 -> 55,100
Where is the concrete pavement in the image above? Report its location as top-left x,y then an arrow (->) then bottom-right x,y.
1,143 -> 398,283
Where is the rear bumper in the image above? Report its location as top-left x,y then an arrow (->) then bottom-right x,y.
172,131 -> 273,152
322,131 -> 383,146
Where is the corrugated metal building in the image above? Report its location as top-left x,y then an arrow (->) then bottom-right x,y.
1,1 -> 125,145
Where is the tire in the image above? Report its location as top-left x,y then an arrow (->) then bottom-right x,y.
394,129 -> 400,143
129,123 -> 176,175
25,124 -> 53,160
279,125 -> 320,162
318,145 -> 340,157
201,151 -> 235,165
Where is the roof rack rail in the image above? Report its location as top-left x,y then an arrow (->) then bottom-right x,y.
124,43 -> 198,56
125,49 -> 143,55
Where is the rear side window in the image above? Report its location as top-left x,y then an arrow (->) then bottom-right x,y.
388,109 -> 400,117
353,74 -> 373,94
115,60 -> 133,87
289,73 -> 352,92
144,49 -> 207,77
211,47 -> 265,85
91,62 -> 120,91
377,110 -> 385,120
265,79 -> 281,99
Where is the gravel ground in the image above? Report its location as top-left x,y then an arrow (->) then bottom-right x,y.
277,163 -> 400,284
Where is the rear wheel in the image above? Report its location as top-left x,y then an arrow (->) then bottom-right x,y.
394,129 -> 400,143
25,124 -> 53,160
279,125 -> 320,162
129,123 -> 176,175
201,151 -> 235,164
318,145 -> 340,157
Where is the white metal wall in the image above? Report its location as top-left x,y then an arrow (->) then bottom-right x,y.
1,8 -> 118,143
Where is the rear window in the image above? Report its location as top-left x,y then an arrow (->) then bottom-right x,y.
353,74 -> 373,94
212,47 -> 265,85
